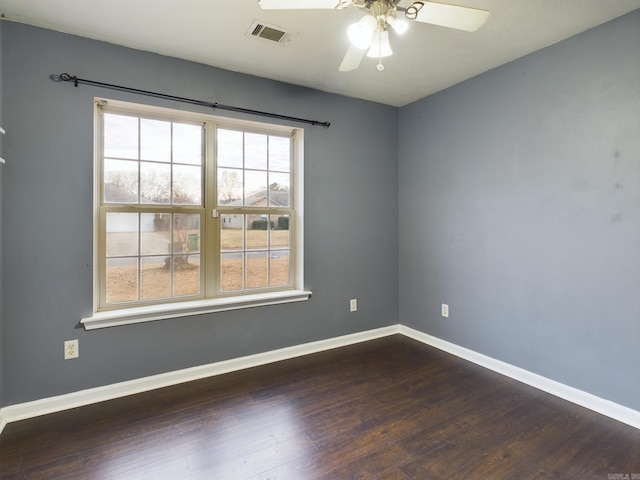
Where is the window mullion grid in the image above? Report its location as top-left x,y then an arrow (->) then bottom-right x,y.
169,121 -> 175,298
97,108 -> 106,311
267,210 -> 271,288
242,131 -> 247,292
266,138 -> 271,288
136,118 -> 142,302
206,122 -> 217,299
101,204 -> 203,306
218,206 -> 291,291
197,122 -> 207,300
290,134 -> 298,290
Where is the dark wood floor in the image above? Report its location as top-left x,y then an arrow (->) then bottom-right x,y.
1,335 -> 639,479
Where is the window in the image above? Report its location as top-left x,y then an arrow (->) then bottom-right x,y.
216,128 -> 293,293
85,99 -> 308,328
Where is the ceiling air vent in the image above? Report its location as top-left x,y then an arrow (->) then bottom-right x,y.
246,20 -> 298,45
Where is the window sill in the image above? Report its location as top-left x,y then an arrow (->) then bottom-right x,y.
81,290 -> 312,330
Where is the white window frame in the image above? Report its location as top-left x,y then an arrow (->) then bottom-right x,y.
82,98 -> 310,330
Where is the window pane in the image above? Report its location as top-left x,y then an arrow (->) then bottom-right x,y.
140,162 -> 171,204
270,251 -> 290,287
245,133 -> 267,170
106,212 -> 139,257
245,170 -> 267,206
140,256 -> 170,300
106,257 -> 138,304
268,172 -> 290,207
218,168 -> 243,205
247,252 -> 268,289
173,123 -> 202,165
104,159 -> 138,203
173,254 -> 200,297
104,114 -> 138,160
269,136 -> 290,172
140,118 -> 171,162
173,164 -> 202,205
221,214 -> 244,250
140,213 -> 171,256
247,215 -> 268,250
271,215 -> 290,249
221,252 -> 243,291
217,129 -> 243,168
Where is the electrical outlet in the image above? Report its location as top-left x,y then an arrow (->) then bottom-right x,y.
441,304 -> 449,318
64,339 -> 79,360
350,298 -> 358,312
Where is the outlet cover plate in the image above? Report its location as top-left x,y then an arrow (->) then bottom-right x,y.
64,339 -> 79,360
350,299 -> 358,312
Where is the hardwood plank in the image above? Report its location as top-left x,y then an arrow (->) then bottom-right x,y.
1,335 -> 639,479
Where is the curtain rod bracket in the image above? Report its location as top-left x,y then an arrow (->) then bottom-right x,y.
54,72 -> 330,128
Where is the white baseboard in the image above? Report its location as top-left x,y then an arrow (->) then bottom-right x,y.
1,324 -> 639,434
0,325 -> 400,429
399,325 -> 640,430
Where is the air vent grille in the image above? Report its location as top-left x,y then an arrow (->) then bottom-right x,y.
246,20 -> 298,45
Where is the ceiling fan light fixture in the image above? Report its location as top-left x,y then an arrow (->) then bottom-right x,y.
255,0 -> 491,73
388,16 -> 409,35
347,15 -> 376,49
367,30 -> 393,58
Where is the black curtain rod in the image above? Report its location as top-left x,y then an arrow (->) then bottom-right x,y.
52,73 -> 331,128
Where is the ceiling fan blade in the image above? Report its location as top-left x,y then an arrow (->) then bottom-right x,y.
407,1 -> 489,32
339,44 -> 365,72
258,0 -> 348,9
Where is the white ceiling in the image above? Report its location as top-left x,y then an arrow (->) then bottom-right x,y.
1,0 -> 639,106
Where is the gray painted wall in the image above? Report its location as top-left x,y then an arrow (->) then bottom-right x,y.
399,11 -> 640,411
2,11 -> 638,414
1,22 -> 398,405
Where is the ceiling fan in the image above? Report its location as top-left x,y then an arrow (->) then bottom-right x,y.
257,0 -> 489,72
